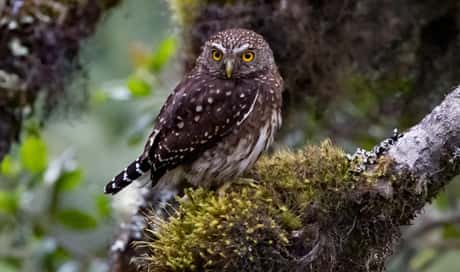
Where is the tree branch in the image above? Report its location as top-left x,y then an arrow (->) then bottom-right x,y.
388,88 -> 460,195
108,87 -> 460,271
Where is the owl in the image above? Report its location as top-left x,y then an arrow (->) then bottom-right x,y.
104,28 -> 283,195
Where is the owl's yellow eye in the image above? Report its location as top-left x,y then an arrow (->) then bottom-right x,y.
211,49 -> 223,61
242,50 -> 255,62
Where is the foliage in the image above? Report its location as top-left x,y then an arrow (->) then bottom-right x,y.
0,130 -> 112,271
0,0 -> 122,160
0,9 -> 177,269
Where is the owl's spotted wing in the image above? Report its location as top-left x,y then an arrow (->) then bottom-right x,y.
143,75 -> 259,179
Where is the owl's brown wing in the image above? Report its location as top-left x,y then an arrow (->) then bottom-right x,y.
104,74 -> 260,194
143,75 -> 260,180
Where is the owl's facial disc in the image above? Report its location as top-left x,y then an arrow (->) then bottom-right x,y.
210,43 -> 257,79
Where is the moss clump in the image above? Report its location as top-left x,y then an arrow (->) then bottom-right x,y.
139,141 -> 396,271
142,187 -> 291,271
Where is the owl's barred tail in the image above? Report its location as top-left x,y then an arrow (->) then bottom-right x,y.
104,157 -> 151,194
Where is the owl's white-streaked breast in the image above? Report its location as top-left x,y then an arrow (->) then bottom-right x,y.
184,106 -> 281,188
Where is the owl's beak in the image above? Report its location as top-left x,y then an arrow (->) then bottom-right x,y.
225,60 -> 233,79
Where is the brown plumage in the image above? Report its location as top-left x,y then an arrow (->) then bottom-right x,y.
105,28 -> 283,195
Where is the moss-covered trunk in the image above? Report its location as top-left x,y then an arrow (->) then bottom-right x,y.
0,0 -> 120,159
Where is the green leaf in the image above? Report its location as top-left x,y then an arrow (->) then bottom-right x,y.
0,155 -> 20,178
56,209 -> 98,230
410,248 -> 436,270
0,261 -> 18,272
91,89 -> 109,103
0,190 -> 18,215
148,37 -> 176,72
20,135 -> 48,174
127,134 -> 144,146
127,76 -> 151,97
443,223 -> 460,239
56,170 -> 83,192
95,195 -> 111,218
435,192 -> 449,211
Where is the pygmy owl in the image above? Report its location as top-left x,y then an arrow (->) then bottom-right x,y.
104,28 -> 283,195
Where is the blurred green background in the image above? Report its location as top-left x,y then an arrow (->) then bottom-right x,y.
1,1 -> 460,271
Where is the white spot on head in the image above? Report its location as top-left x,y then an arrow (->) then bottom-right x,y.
216,89 -> 221,94
194,115 -> 201,122
211,42 -> 226,53
233,43 -> 250,54
177,122 -> 184,129
240,93 -> 245,98
226,91 -> 232,96
216,107 -> 222,112
207,97 -> 214,104
196,105 -> 203,112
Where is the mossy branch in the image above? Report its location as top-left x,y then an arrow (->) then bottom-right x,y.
109,87 -> 460,271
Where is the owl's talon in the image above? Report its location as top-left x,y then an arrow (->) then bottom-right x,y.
217,177 -> 258,196
236,177 -> 258,186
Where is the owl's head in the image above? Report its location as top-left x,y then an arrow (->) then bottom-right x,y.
197,28 -> 276,79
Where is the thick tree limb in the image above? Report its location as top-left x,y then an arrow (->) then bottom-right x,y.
388,88 -> 460,193
109,87 -> 460,271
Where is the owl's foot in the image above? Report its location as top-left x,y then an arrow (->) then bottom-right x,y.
217,177 -> 257,196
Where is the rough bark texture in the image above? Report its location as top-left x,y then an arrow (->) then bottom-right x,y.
388,87 -> 460,203
0,0 -> 120,160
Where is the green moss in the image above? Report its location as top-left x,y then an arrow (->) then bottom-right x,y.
140,141 -> 391,271
167,0 -> 238,25
142,187 -> 289,271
